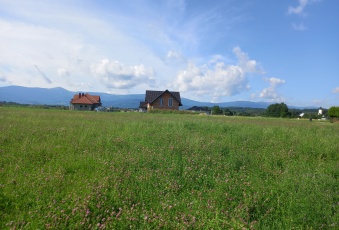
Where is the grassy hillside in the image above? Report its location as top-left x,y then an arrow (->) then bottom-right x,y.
0,108 -> 338,229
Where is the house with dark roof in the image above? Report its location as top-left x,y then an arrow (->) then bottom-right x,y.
70,93 -> 102,111
139,90 -> 182,111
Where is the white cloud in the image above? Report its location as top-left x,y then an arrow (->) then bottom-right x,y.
91,59 -> 155,89
0,0 -> 251,96
288,0 -> 309,15
170,47 -> 262,102
165,50 -> 187,67
0,10 -> 162,92
287,0 -> 321,31
288,0 -> 323,15
259,77 -> 285,102
57,68 -> 70,77
0,19 -> 99,90
332,87 -> 339,94
292,22 -> 307,31
166,51 -> 185,62
233,47 -> 261,73
267,77 -> 285,86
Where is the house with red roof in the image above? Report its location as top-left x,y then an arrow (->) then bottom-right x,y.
70,93 -> 102,111
139,90 -> 182,111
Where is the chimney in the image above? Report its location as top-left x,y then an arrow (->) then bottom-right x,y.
82,93 -> 85,97
78,93 -> 81,98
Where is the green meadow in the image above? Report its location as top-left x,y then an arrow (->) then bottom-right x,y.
1,107 -> 338,229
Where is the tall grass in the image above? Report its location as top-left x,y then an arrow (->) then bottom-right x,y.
0,107 -> 338,229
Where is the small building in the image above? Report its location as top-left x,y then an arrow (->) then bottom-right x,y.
70,93 -> 102,111
139,90 -> 182,111
318,107 -> 323,115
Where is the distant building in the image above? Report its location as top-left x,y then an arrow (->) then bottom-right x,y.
139,90 -> 182,111
318,107 -> 323,115
70,93 -> 102,111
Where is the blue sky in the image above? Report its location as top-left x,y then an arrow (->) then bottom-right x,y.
0,0 -> 338,107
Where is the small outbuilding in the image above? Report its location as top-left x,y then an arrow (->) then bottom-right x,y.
318,107 -> 323,115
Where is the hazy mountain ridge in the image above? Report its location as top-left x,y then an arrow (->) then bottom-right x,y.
0,86 -> 307,109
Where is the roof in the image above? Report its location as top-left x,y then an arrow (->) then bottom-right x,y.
70,93 -> 101,105
142,90 -> 182,106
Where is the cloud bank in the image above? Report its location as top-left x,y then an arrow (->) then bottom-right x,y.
170,47 -> 262,102
91,59 -> 155,89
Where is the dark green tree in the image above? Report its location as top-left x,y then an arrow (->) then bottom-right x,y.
224,108 -> 234,116
212,106 -> 223,115
265,103 -> 291,118
328,106 -> 339,118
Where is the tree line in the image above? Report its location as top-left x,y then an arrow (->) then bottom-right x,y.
209,103 -> 339,120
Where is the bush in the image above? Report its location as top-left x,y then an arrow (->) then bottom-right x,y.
265,103 -> 291,118
212,106 -> 223,115
224,108 -> 234,116
328,106 -> 339,118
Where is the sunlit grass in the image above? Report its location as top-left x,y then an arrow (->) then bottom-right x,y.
0,107 -> 338,229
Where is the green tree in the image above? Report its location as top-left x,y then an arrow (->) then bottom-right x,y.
212,106 -> 223,115
266,103 -> 291,118
224,108 -> 234,116
328,106 -> 339,118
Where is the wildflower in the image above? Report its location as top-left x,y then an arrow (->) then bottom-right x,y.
85,209 -> 90,217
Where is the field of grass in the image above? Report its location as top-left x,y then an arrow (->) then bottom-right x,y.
1,107 -> 338,229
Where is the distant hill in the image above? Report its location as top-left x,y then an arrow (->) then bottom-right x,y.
0,86 -> 74,105
1,85 -> 275,109
181,98 -> 271,109
0,86 -> 144,108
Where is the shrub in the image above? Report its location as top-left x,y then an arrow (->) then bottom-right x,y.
212,106 -> 223,115
265,103 -> 291,118
328,106 -> 339,118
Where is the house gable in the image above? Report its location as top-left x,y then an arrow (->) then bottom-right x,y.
140,90 -> 182,110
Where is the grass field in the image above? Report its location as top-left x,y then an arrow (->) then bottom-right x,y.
1,107 -> 338,229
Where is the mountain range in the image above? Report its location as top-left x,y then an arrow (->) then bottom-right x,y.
0,85 -> 293,109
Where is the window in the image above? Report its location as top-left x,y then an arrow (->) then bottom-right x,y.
159,98 -> 164,106
168,98 -> 173,107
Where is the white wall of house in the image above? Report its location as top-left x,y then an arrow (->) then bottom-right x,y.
70,104 -> 93,111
